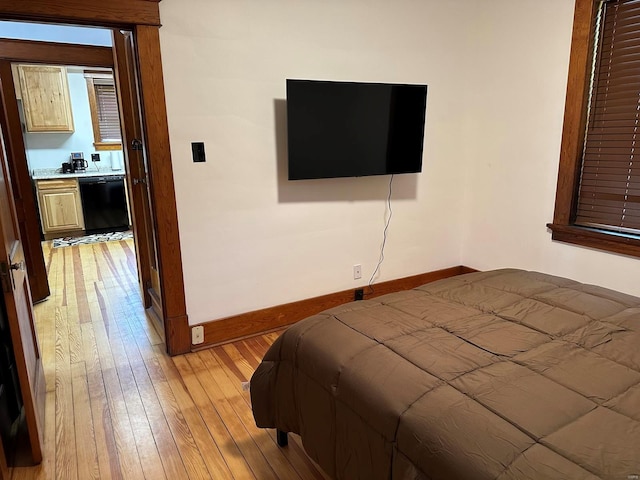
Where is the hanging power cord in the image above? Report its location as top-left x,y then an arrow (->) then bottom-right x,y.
367,174 -> 394,295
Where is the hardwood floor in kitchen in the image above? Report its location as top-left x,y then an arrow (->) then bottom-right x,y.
10,239 -> 327,480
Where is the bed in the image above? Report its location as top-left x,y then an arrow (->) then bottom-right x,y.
250,269 -> 640,480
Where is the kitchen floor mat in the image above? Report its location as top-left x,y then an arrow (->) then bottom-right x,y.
51,230 -> 133,248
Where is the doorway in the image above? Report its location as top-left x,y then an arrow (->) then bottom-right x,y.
0,29 -> 151,325
0,3 -> 188,471
0,9 -> 189,356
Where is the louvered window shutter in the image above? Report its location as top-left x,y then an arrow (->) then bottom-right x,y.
576,0 -> 640,234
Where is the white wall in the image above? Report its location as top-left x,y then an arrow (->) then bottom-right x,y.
459,0 -> 640,297
159,1 -> 481,324
158,0 -> 639,326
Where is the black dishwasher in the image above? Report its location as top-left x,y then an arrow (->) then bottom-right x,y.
78,175 -> 130,234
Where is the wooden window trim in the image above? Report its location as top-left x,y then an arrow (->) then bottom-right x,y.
85,72 -> 122,150
0,38 -> 113,66
548,0 -> 640,258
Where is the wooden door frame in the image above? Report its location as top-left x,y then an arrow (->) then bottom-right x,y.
0,0 -> 190,355
0,60 -> 49,303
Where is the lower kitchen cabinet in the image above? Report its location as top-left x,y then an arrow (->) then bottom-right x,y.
35,179 -> 84,238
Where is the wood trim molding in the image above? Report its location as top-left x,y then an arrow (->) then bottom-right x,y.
0,38 -> 113,67
134,25 -> 190,355
193,265 -> 478,349
93,143 -> 123,151
0,62 -> 50,302
85,75 -> 101,142
0,0 -> 161,27
548,223 -> 640,258
552,0 -> 598,226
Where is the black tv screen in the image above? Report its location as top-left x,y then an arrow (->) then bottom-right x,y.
286,79 -> 427,180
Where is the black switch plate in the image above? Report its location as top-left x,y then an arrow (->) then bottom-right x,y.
91,153 -> 100,162
192,142 -> 206,163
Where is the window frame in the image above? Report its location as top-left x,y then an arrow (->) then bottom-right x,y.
85,71 -> 122,151
548,0 -> 640,258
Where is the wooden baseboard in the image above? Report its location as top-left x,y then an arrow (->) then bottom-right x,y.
191,265 -> 477,351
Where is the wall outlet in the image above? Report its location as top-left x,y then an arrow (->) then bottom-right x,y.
355,288 -> 364,301
353,264 -> 362,280
191,325 -> 204,345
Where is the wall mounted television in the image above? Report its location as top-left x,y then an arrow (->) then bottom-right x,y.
286,79 -> 427,180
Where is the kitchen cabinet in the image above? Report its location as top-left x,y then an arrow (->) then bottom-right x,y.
35,179 -> 84,238
17,65 -> 74,133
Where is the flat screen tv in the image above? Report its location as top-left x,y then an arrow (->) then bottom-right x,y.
286,79 -> 427,180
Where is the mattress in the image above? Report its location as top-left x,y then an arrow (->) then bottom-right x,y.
250,269 -> 640,479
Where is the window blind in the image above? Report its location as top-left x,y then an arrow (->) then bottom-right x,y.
576,0 -> 640,234
94,81 -> 122,143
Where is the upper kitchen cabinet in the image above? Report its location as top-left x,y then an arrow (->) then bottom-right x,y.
17,65 -> 74,132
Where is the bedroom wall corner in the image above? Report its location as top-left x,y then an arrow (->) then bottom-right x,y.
459,0 -> 640,297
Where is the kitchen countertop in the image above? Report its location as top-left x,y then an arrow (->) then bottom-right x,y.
32,168 -> 126,180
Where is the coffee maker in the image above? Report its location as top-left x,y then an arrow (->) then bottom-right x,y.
70,152 -> 88,172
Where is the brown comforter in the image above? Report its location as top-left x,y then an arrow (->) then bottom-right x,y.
250,269 -> 640,479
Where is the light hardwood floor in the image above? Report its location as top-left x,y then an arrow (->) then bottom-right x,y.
10,239 -> 328,480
